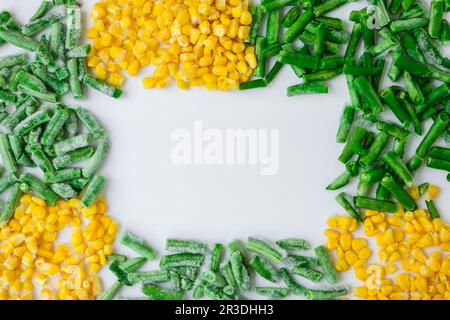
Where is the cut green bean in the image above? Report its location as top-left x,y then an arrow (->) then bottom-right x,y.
68,59 -> 83,100
31,64 -> 69,95
427,158 -> 450,171
52,146 -> 93,169
303,67 -> 342,82
416,83 -> 450,114
416,112 -> 449,158
265,62 -> 283,84
281,7 -> 301,28
403,71 -> 424,104
248,4 -> 262,46
314,245 -> 337,284
67,44 -> 92,58
429,146 -> 450,161
119,257 -> 147,273
0,54 -> 27,69
278,267 -> 307,295
220,261 -> 237,288
338,126 -> 368,163
19,173 -> 58,205
54,133 -> 93,156
354,196 -> 397,212
314,0 -> 348,16
41,107 -> 70,146
21,14 -> 62,36
380,175 -> 416,210
266,9 -> 280,45
239,79 -> 267,90
230,251 -> 251,291
15,70 -> 47,94
327,170 -> 351,190
377,121 -> 410,139
305,287 -> 350,300
142,284 -> 184,300
0,134 -> 18,173
44,168 -> 81,184
127,270 -> 170,285
359,132 -> 390,169
430,0 -> 445,38
383,151 -> 414,186
97,281 -> 122,300
50,182 -> 77,198
73,107 -> 105,138
83,74 -> 122,98
292,266 -> 322,282
0,183 -> 22,222
276,238 -> 310,250
81,137 -> 109,179
17,85 -> 57,102
284,9 -> 314,43
283,254 -> 320,269
254,36 -> 266,78
426,199 -> 440,219
80,175 -> 105,207
249,255 -> 278,283
336,192 -> 364,222
390,17 -> 429,33
119,231 -> 157,261
336,105 -> 355,143
0,29 -> 40,51
165,239 -> 208,254
14,109 -> 51,137
345,23 -> 362,60
207,243 -> 224,273
160,253 -> 204,269
246,237 -> 284,263
30,145 -> 54,172
353,76 -> 383,114
255,287 -> 290,299
286,81 -> 327,96
65,5 -> 81,49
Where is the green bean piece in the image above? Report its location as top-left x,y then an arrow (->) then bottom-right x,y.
0,88 -> 17,104
43,168 -> 81,184
400,96 -> 422,136
380,175 -> 416,211
429,146 -> 450,161
230,251 -> 251,291
305,287 -> 350,300
418,182 -> 429,196
65,110 -> 79,136
407,154 -> 424,172
0,54 -> 27,70
283,254 -> 320,269
52,146 -> 93,170
336,105 -> 355,143
246,237 -> 284,263
314,0 -> 348,16
67,177 -> 88,190
279,51 -> 319,70
353,76 -> 383,114
375,183 -> 390,200
255,287 -> 290,299
253,36 -> 266,78
345,74 -> 361,110
31,64 -> 68,96
402,33 -> 425,64
305,21 -> 349,44
430,0 -> 445,38
426,199 -> 440,219
314,245 -> 337,284
315,16 -> 344,29
192,283 -> 204,300
50,182 -> 77,198
30,145 -> 54,172
0,173 -> 17,194
83,74 -> 122,98
220,261 -> 237,288
118,231 -> 156,262
416,84 -> 450,114
202,283 -> 231,300
300,31 -> 339,55
303,67 -> 343,82
14,109 -> 51,137
286,81 -> 328,96
327,170 -> 351,191
0,183 -> 22,222
373,0 -> 391,27
0,134 -> 18,173
393,137 -> 407,158
74,107 -> 105,138
261,0 -> 297,11
67,44 -> 92,59
67,59 -> 83,100
17,85 -> 57,102
360,13 -> 374,49
292,266 -> 322,282
19,173 -> 58,205
427,158 -> 450,171
266,10 -> 280,45
403,72 -> 424,104
65,5 -> 81,49
319,55 -> 345,70
338,127 -> 368,163
354,196 -> 397,212
249,255 -> 278,283
15,70 -> 48,94
80,175 -> 106,207
239,79 -> 267,90
377,121 -> 410,140
41,107 -> 70,146
201,271 -> 227,288
383,151 -> 414,187
343,63 -> 383,76
247,4 -> 262,46
30,0 -> 54,21
0,29 -> 40,51
260,42 -> 282,58
440,20 -> 450,42
82,137 -> 109,179
127,270 -> 169,285
413,28 -> 446,69
276,238 -> 310,250
416,113 -> 449,158
97,281 -> 122,300
142,284 -> 184,300
345,23 -> 362,61
119,257 -> 147,273
278,267 -> 306,295
313,24 -> 326,57
264,62 -> 283,84
281,7 -> 301,28
21,14 -> 62,36
54,133 -> 93,156
8,135 -> 25,163
165,238 -> 208,254
284,9 -> 314,43
160,252 -> 204,270
390,17 -> 429,34
336,192 -> 364,222
210,243 -> 223,272
359,132 -> 390,169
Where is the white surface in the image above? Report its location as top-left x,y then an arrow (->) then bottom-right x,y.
4,0 -> 450,298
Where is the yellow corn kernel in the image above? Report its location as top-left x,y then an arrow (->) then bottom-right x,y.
326,237 -> 338,250
359,247 -> 372,260
335,259 -> 350,271
354,286 -> 368,298
363,219 -> 375,236
344,250 -> 358,265
339,232 -> 352,251
239,11 -> 252,25
355,267 -> 369,281
426,185 -> 439,199
324,228 -> 340,239
396,273 -> 410,291
419,265 -> 434,278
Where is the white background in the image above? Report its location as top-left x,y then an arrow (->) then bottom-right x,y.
4,0 -> 449,298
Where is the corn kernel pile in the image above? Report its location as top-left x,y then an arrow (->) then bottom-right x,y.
0,194 -> 118,300
88,0 -> 257,90
324,185 -> 450,300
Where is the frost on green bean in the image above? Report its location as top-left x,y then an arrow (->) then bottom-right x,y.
165,239 -> 209,254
